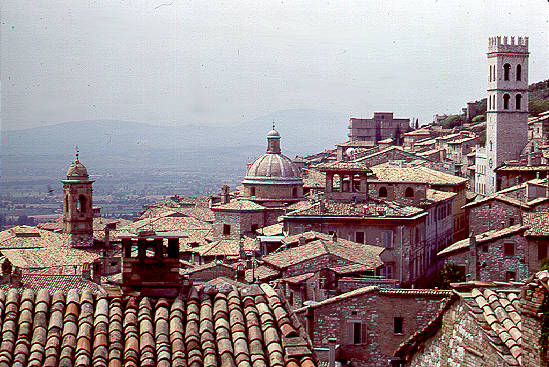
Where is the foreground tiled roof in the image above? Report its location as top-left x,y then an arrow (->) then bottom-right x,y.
0,282 -> 315,367
285,200 -> 425,219
121,211 -> 212,233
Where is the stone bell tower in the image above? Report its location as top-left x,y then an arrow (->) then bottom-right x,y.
484,36 -> 529,193
62,151 -> 94,247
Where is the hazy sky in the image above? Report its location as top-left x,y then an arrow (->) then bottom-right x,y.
1,0 -> 547,131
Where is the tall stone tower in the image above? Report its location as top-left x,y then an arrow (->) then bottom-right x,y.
62,152 -> 94,247
482,36 -> 529,194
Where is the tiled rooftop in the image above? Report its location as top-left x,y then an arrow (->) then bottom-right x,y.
0,226 -> 104,269
370,164 -> 467,185
438,225 -> 527,256
197,237 -> 259,258
315,161 -> 372,173
285,200 -> 425,219
212,200 -> 267,211
0,282 -> 315,367
523,212 -> 549,237
263,235 -> 384,270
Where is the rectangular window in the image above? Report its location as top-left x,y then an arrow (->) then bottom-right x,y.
385,264 -> 393,279
382,231 -> 393,249
355,231 -> 365,244
353,322 -> 361,344
394,317 -> 404,334
223,224 -> 231,235
539,244 -> 548,261
506,271 -> 516,282
504,242 -> 515,256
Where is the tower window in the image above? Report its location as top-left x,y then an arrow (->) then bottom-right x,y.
503,63 -> 511,81
77,195 -> 87,213
250,187 -> 255,196
65,195 -> 69,211
405,187 -> 414,198
223,224 -> 231,235
516,94 -> 522,110
503,94 -> 510,110
516,64 -> 521,81
292,187 -> 298,197
379,187 -> 387,197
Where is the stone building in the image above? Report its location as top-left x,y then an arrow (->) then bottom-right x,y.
294,286 -> 452,366
283,198 -> 427,285
394,272 -> 549,366
475,36 -> 529,195
438,212 -> 549,283
369,164 -> 468,241
62,153 -> 95,247
528,111 -> 549,147
347,112 -> 410,145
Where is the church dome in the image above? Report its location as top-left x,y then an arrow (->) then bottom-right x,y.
243,128 -> 302,184
66,154 -> 89,180
245,153 -> 301,181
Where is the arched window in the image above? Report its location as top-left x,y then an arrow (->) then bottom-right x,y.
516,64 -> 521,81
503,63 -> 511,81
65,195 -> 69,211
490,141 -> 493,151
250,187 -> 255,196
405,187 -> 414,198
516,94 -> 522,110
489,65 -> 492,82
77,195 -> 86,213
503,94 -> 510,110
379,187 -> 387,197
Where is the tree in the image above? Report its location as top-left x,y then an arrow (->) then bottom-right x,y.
430,263 -> 466,289
441,115 -> 465,129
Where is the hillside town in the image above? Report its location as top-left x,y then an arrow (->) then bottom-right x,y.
1,36 -> 549,366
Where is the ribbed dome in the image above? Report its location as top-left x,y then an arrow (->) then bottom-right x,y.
66,159 -> 89,180
245,153 -> 301,180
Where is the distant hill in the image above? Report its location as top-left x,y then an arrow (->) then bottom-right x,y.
1,109 -> 348,177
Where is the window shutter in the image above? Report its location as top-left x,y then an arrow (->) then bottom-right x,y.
345,323 -> 353,345
361,323 -> 368,344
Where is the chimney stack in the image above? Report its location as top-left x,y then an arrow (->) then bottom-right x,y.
221,185 -> 230,204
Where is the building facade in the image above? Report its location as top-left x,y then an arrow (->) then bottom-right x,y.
348,113 -> 410,145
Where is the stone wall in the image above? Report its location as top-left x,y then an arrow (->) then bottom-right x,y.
296,289 -> 448,367
407,301 -> 506,366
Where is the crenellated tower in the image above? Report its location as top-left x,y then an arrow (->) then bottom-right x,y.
483,36 -> 529,194
62,152 -> 94,247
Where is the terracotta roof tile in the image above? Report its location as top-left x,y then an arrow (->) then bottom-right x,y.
0,283 -> 315,366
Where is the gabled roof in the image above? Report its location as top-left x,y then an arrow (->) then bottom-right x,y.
462,192 -> 548,210
0,282 -> 316,366
438,225 -> 527,256
263,234 -> 384,270
285,199 -> 425,219
197,237 -> 259,257
212,200 -> 266,211
370,164 -> 467,185
0,226 -> 104,268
